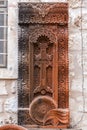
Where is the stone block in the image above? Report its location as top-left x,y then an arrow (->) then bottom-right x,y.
11,81 -> 17,94
69,8 -> 81,31
75,113 -> 87,129
83,0 -> 87,8
69,98 -> 76,111
8,0 -> 18,8
70,78 -> 82,92
69,51 -> 82,79
5,80 -> 17,94
0,114 -> 17,126
81,7 -> 87,29
68,0 -> 81,9
70,111 -> 84,128
69,31 -> 81,51
0,81 -> 8,96
0,100 -> 3,113
8,8 -> 18,27
69,91 -> 85,112
4,97 -> 17,113
83,31 -> 87,51
83,51 -> 87,75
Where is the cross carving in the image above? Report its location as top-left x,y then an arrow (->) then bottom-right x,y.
34,42 -> 53,89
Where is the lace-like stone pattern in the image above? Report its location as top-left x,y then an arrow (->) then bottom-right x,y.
18,3 -> 69,128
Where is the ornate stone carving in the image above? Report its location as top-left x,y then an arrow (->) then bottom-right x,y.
33,36 -> 53,97
29,96 -> 57,125
43,109 -> 69,126
18,3 -> 68,24
18,3 -> 69,128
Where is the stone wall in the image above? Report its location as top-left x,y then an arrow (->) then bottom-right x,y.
0,0 -> 87,129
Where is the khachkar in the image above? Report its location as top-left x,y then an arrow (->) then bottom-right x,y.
18,3 -> 69,128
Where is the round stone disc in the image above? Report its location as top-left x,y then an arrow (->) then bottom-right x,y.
29,96 -> 57,124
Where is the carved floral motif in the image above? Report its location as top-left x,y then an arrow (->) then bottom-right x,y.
29,96 -> 57,124
18,3 -> 69,128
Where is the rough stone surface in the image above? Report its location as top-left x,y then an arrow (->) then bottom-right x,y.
0,0 -> 87,129
0,81 -> 8,96
0,114 -> 17,126
0,80 -> 18,126
11,81 -> 17,94
4,97 -> 17,113
69,32 -> 81,51
0,100 -> 3,113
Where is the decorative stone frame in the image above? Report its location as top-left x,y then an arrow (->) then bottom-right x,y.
18,3 -> 69,128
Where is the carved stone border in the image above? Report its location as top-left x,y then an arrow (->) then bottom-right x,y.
18,3 -> 69,128
18,3 -> 68,24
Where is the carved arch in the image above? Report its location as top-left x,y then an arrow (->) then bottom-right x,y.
18,3 -> 69,128
29,27 -> 57,44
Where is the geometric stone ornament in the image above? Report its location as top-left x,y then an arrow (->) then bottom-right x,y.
18,3 -> 69,128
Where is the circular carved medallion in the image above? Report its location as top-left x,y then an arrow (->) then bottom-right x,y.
29,96 -> 57,124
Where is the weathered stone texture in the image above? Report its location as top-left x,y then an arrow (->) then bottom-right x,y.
69,32 -> 81,51
0,0 -> 87,129
4,97 -> 17,113
0,114 -> 17,126
0,81 -> 8,96
0,80 -> 17,126
0,100 -> 3,113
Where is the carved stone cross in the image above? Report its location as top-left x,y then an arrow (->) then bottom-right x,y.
35,42 -> 52,87
18,3 -> 69,128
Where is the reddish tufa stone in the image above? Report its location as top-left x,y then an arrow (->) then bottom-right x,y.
18,3 -> 69,128
0,124 -> 27,130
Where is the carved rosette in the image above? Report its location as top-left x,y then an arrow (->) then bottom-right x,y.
18,3 -> 69,128
29,96 -> 57,125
